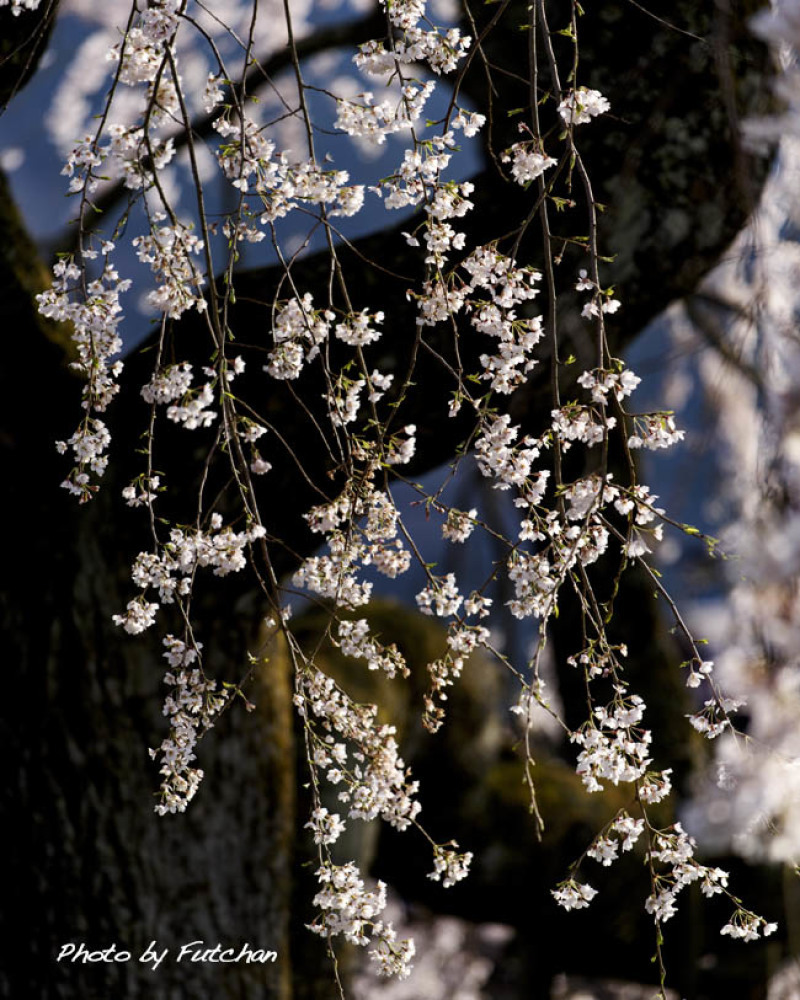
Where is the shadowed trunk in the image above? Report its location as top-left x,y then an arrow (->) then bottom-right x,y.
0,165 -> 295,998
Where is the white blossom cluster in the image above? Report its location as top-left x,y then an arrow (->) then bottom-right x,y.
53,419 -> 112,501
141,361 -> 220,429
60,135 -> 108,195
38,249 -> 129,500
570,692 -> 659,794
427,845 -> 473,887
149,636 -> 229,815
449,356 -> 671,638
501,143 -> 557,186
294,483 -> 414,608
721,910 -> 778,942
335,309 -> 385,347
337,0 -> 473,153
304,805 -> 347,846
644,823 -> 731,924
551,402 -> 613,449
57,1 -> 181,196
553,812 -> 775,947
567,641 -> 628,681
416,573 -> 463,617
577,366 -> 640,403
98,0 -> 185,195
214,115 -> 364,218
0,0 -> 41,14
551,879 -> 598,911
39,1 -> 205,500
687,697 -> 745,739
294,667 -> 421,831
107,4 -> 179,87
586,812 -> 645,866
308,862 -> 415,978
107,124 -> 176,192
420,621 -> 491,733
385,151 -> 477,268
615,483 -> 666,559
558,88 -> 610,126
412,245 -> 544,392
264,294 -> 333,381
122,474 -> 161,508
383,134 -> 463,213
441,507 -> 478,543
133,218 -> 206,320
573,267 -> 622,319
464,247 -> 545,393
203,73 -> 225,114
627,412 -> 685,451
506,509 -> 604,621
422,652 -> 464,732
263,297 -> 387,394
336,618 -> 409,679
474,414 -> 541,489
326,374 -> 367,427
113,515 -> 266,633
356,26 -> 471,80
141,362 -> 193,404
335,81 -> 437,146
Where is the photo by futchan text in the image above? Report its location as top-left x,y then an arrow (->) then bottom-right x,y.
56,941 -> 278,970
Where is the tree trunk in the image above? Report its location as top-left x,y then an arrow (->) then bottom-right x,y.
0,167 -> 295,999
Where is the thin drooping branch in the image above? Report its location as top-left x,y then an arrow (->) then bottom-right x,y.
54,7 -> 386,256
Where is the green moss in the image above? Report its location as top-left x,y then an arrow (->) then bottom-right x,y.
0,168 -> 74,361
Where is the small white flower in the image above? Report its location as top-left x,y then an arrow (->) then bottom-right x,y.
552,879 -> 598,910
558,88 -> 610,126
